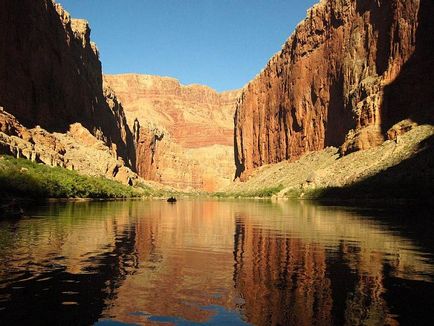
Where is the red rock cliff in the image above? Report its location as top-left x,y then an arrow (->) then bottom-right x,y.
235,0 -> 434,179
104,74 -> 240,191
0,0 -> 135,166
104,75 -> 237,148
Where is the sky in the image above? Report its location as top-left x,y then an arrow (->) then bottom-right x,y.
59,0 -> 318,92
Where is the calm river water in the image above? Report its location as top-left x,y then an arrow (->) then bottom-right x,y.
0,200 -> 433,325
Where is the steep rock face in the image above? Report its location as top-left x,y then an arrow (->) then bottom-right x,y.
0,108 -> 138,185
0,0 -> 135,166
104,74 -> 240,191
235,0 -> 434,179
104,74 -> 237,147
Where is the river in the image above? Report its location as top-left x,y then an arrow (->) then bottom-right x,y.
0,200 -> 433,325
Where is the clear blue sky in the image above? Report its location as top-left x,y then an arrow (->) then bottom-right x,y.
59,0 -> 318,92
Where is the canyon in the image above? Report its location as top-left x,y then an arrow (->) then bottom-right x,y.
1,1 -> 433,324
0,0 -> 433,197
104,75 -> 240,191
0,0 -> 138,185
234,0 -> 434,180
0,0 -> 135,166
0,108 -> 137,185
0,0 -> 239,192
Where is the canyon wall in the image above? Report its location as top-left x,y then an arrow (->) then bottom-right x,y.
0,0 -> 239,190
0,108 -> 137,184
235,0 -> 434,179
0,0 -> 135,167
104,74 -> 240,191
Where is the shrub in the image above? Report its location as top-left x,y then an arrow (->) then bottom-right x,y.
0,155 -> 144,199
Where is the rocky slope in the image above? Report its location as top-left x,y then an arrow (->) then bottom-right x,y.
0,0 -> 135,167
235,0 -> 434,180
0,108 -> 137,185
224,124 -> 434,201
104,74 -> 240,191
0,0 -> 239,191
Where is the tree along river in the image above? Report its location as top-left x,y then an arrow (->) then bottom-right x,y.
0,199 -> 433,325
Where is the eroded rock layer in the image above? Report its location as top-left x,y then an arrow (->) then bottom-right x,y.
0,0 -> 135,166
235,0 -> 434,179
104,74 -> 240,191
0,108 -> 138,185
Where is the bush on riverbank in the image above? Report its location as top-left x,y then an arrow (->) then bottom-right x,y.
212,184 -> 284,198
0,155 -> 149,199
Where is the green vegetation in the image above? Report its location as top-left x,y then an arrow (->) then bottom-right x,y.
213,179 -> 434,202
212,184 -> 284,198
0,155 -> 154,199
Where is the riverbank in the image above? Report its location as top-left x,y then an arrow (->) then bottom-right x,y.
216,125 -> 434,203
0,155 -> 161,201
2,123 -> 433,206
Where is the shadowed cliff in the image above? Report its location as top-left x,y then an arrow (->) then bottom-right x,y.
0,0 -> 136,167
234,0 -> 434,180
381,0 -> 434,132
225,124 -> 434,203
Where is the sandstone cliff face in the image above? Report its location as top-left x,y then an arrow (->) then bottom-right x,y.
104,74 -> 240,191
104,75 -> 237,148
235,0 -> 434,179
0,0 -> 135,166
0,108 -> 138,185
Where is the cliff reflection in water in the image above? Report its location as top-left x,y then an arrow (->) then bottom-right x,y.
0,200 -> 433,325
232,203 -> 434,325
0,202 -> 139,325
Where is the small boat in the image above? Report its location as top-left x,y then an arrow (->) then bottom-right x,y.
167,197 -> 177,203
0,201 -> 24,219
1,209 -> 24,219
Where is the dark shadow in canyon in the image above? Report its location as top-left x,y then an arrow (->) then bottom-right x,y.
380,0 -> 434,132
324,73 -> 353,147
355,0 -> 394,76
234,109 -> 245,179
317,0 -> 434,203
0,0 -> 136,169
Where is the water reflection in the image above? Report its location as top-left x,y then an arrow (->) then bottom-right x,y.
0,200 -> 433,325
232,202 -> 434,325
0,202 -> 138,325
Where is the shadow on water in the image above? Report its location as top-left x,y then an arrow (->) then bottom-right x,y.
0,199 -> 433,325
